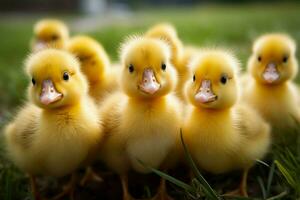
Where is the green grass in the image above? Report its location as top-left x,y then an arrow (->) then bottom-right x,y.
1,3 -> 300,199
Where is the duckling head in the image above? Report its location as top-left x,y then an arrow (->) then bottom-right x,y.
26,49 -> 88,109
186,50 -> 240,110
32,19 -> 69,52
67,35 -> 110,84
248,33 -> 298,85
120,36 -> 177,99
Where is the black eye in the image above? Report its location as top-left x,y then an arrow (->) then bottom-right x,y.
161,63 -> 166,71
129,64 -> 134,73
283,56 -> 288,63
193,75 -> 196,82
220,75 -> 227,84
258,56 -> 262,62
63,72 -> 69,81
52,35 -> 59,41
32,78 -> 36,85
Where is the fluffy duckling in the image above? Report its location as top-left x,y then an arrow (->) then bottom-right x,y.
31,19 -> 69,52
183,50 -> 271,196
4,49 -> 103,199
242,34 -> 300,144
67,35 -> 119,103
99,36 -> 182,200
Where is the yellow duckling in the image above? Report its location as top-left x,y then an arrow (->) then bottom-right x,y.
31,19 -> 69,52
100,36 -> 182,200
242,33 -> 300,144
183,50 -> 271,196
66,35 -> 119,103
4,49 -> 103,199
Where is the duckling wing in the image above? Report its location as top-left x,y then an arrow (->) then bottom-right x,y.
4,103 -> 40,150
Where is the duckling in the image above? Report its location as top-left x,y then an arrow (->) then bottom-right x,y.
66,35 -> 119,103
31,19 -> 69,52
242,33 -> 300,144
183,50 -> 271,196
4,49 -> 103,199
99,36 -> 182,200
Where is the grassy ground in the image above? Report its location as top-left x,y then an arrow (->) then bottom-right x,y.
0,3 -> 300,200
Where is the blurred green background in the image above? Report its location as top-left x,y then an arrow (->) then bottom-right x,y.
0,0 -> 300,199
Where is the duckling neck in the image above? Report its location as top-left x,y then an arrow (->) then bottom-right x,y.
42,97 -> 87,118
193,107 -> 232,118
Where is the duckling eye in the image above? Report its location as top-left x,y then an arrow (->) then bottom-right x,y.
283,56 -> 288,63
51,35 -> 59,41
258,56 -> 262,62
128,64 -> 134,73
32,78 -> 36,85
220,75 -> 228,84
161,63 -> 166,71
193,75 -> 196,82
63,72 -> 69,81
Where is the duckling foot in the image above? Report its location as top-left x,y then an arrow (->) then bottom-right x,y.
80,166 -> 103,186
52,174 -> 77,200
223,169 -> 249,197
121,174 -> 136,200
29,175 -> 47,200
151,179 -> 173,200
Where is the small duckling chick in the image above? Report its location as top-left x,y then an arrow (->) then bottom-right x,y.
242,33 -> 300,144
99,36 -> 182,200
31,19 -> 69,52
4,49 -> 103,200
183,50 -> 271,196
67,35 -> 119,103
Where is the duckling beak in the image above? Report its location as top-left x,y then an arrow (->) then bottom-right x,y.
262,62 -> 280,83
195,80 -> 217,104
139,68 -> 160,95
40,79 -> 63,105
33,41 -> 47,52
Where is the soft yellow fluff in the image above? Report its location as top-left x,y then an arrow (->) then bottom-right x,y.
67,35 -> 119,103
5,49 -> 103,177
242,33 -> 300,143
31,19 -> 69,52
100,36 -> 182,174
183,49 -> 270,175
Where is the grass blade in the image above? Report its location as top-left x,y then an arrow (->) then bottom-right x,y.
180,129 -> 220,200
138,159 -> 194,193
266,162 -> 275,197
257,176 -> 267,199
274,160 -> 296,188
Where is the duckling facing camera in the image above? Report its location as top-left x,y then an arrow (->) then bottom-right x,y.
4,49 -> 103,199
242,33 -> 300,144
31,19 -> 69,52
99,36 -> 182,200
183,49 -> 271,196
